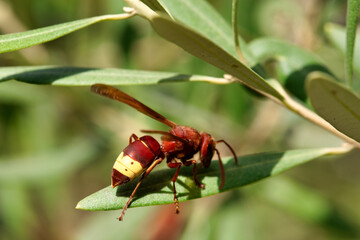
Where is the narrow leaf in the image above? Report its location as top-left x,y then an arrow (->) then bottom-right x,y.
307,72 -> 360,143
151,16 -> 282,99
346,0 -> 360,86
76,147 -> 344,211
0,66 -> 227,85
157,0 -> 251,62
141,0 -> 168,13
0,14 -> 133,53
123,0 -> 282,100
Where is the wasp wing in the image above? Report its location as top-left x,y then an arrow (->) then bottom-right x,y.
91,84 -> 177,128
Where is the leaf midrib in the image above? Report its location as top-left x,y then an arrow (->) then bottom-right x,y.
320,81 -> 360,121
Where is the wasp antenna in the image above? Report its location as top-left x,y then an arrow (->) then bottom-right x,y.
214,148 -> 225,189
216,140 -> 238,165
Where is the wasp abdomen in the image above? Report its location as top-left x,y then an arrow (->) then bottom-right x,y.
123,140 -> 156,168
112,136 -> 161,188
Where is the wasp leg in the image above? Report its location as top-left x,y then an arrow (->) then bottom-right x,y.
182,159 -> 205,189
118,157 -> 163,221
167,160 -> 182,214
214,148 -> 225,190
191,161 -> 205,189
128,134 -> 139,144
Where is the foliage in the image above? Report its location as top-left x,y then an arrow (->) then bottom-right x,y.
1,0 -> 360,239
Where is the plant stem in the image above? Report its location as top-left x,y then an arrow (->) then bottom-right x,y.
282,93 -> 360,148
100,12 -> 136,21
231,76 -> 360,149
232,0 -> 247,64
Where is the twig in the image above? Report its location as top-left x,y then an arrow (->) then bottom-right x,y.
227,75 -> 360,149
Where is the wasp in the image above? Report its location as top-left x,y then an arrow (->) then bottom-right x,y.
91,84 -> 238,220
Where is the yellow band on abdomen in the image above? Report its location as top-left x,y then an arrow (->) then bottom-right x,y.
113,152 -> 145,180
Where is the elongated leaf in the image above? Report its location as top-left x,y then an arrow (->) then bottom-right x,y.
307,72 -> 360,143
123,0 -> 282,100
76,147 -> 345,211
157,0 -> 253,63
325,23 -> 360,78
0,14 -> 132,53
141,0 -> 168,13
346,0 -> 360,86
144,16 -> 282,99
248,38 -> 332,101
0,66 -> 226,85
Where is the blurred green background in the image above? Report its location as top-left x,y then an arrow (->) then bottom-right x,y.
1,0 -> 360,239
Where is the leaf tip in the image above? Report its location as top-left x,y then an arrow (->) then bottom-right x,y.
75,202 -> 84,210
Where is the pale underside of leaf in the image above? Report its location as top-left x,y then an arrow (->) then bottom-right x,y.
76,147 -> 343,211
157,0 -> 237,57
123,0 -> 283,100
0,66 -> 227,85
157,0 -> 256,66
307,72 -> 360,143
150,15 -> 283,100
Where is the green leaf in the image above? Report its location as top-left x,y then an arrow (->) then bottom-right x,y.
306,72 -> 360,143
325,23 -> 360,79
248,38 -> 332,101
0,66 -> 227,85
124,0 -> 283,100
144,16 -> 283,99
346,0 -> 360,86
0,14 -> 132,53
141,0 -> 168,13
0,139 -> 94,184
156,0 -> 253,63
76,147 -> 344,211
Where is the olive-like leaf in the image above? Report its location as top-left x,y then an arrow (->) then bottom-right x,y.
0,14 -> 132,53
148,14 -> 281,99
76,147 -> 344,211
141,0 -> 168,13
307,72 -> 360,143
156,0 -> 253,63
345,0 -> 360,86
0,66 -> 227,85
248,38 -> 332,101
124,0 -> 283,100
